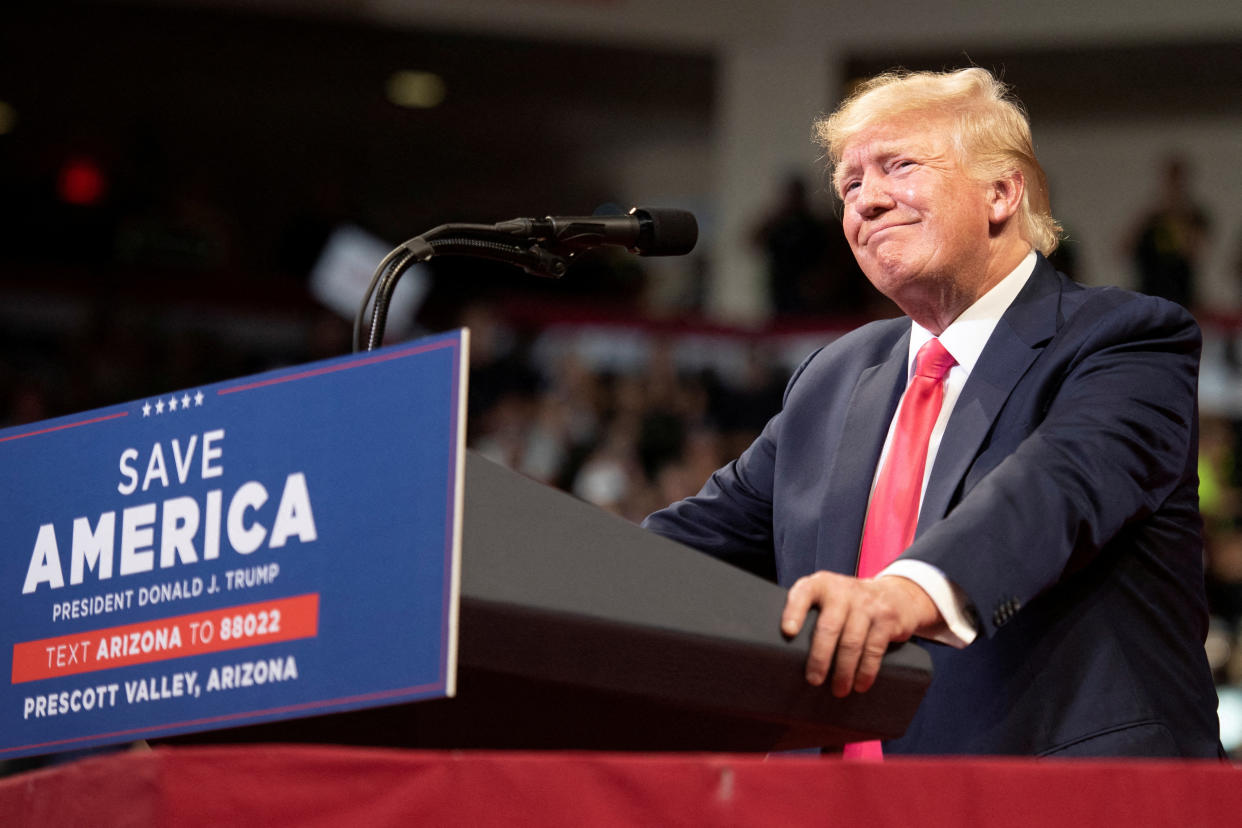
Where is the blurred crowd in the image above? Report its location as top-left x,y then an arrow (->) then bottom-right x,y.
463,302 -> 787,525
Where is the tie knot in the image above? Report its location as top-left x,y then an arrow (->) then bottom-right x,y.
914,338 -> 956,381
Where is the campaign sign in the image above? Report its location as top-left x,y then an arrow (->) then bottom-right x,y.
0,330 -> 468,759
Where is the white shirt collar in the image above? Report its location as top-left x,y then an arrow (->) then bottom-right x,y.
908,249 -> 1038,378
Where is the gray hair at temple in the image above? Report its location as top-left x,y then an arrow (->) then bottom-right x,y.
816,67 -> 1063,256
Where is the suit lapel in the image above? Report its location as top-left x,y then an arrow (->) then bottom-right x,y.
814,332 -> 909,573
917,256 -> 1064,532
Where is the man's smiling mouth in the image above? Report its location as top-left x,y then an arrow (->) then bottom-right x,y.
862,221 -> 915,245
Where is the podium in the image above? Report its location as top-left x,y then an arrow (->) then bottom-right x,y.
169,451 -> 931,752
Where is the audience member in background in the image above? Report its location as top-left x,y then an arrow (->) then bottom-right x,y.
752,175 -> 830,315
1126,154 -> 1211,309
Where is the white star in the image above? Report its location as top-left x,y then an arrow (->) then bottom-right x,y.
155,399 -> 165,414
168,396 -> 179,412
194,390 -> 205,407
182,393 -> 192,409
142,402 -> 152,417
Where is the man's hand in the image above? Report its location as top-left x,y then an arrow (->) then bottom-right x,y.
781,572 -> 942,697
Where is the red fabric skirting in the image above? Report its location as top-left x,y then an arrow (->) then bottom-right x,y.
1,746 -> 1239,827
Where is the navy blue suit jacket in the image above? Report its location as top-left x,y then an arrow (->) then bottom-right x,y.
644,255 -> 1221,757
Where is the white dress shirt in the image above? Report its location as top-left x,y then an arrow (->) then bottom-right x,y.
873,249 -> 1038,646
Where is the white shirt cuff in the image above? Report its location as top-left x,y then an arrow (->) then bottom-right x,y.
878,559 -> 978,647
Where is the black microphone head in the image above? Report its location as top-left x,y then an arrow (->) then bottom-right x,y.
630,207 -> 698,256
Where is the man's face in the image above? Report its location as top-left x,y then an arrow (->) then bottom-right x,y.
835,112 -> 995,311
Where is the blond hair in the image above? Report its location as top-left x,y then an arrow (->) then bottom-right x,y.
816,67 -> 1062,255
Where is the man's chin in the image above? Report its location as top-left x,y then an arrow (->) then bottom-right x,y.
858,259 -> 915,297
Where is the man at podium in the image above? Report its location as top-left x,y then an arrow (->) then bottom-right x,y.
644,67 -> 1222,758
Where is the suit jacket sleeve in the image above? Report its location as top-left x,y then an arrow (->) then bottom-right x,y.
905,286 -> 1203,639
639,350 -> 824,581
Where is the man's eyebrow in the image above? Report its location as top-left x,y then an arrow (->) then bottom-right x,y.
839,140 -> 909,170
834,160 -> 859,178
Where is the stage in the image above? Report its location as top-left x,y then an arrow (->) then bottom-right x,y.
1,745 -> 1237,826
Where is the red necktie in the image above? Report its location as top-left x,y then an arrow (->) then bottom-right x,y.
843,337 -> 956,761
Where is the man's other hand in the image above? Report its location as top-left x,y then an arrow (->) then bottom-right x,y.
781,572 -> 941,697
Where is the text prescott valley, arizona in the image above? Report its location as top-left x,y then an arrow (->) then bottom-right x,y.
23,654 -> 300,720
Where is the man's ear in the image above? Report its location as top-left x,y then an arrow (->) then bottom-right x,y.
988,171 -> 1025,225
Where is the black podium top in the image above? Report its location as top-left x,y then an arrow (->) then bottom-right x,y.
444,452 -> 931,751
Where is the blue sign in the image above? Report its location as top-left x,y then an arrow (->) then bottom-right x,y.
1,330 -> 468,759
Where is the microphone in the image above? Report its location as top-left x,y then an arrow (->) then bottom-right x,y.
492,206 -> 697,257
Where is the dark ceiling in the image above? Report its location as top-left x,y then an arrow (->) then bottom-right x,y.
0,3 -> 714,289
